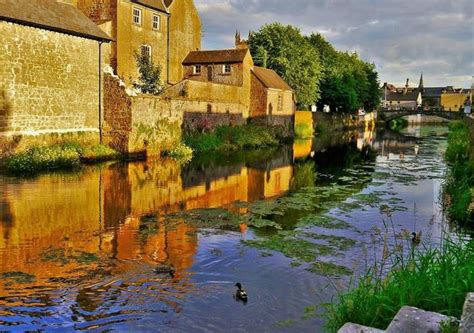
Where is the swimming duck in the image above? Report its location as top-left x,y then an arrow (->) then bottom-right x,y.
411,231 -> 422,244
235,282 -> 248,301
154,264 -> 176,277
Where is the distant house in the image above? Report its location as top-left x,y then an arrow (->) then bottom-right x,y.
421,87 -> 444,108
250,66 -> 295,130
441,88 -> 471,112
382,79 -> 422,110
0,0 -> 111,137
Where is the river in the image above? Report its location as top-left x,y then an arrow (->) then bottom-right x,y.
0,125 -> 449,332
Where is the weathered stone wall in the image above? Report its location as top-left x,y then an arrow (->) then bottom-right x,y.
184,62 -> 245,86
103,73 -> 182,155
313,112 -> 360,132
168,0 -> 201,84
0,21 -> 101,136
250,74 -> 268,117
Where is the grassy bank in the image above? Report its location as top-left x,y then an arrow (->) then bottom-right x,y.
4,142 -> 120,175
184,124 -> 287,153
444,121 -> 474,224
324,237 -> 474,332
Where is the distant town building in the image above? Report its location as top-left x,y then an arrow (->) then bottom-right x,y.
440,88 -> 471,112
0,0 -> 111,136
382,78 -> 422,110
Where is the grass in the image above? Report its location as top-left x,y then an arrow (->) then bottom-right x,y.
184,124 -> 283,153
324,237 -> 474,332
295,122 -> 314,139
444,121 -> 474,224
4,142 -> 121,175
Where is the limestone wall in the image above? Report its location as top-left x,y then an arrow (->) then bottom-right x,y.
0,22 -> 101,136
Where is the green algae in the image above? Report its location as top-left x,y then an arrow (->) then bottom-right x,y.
1,271 -> 36,284
306,261 -> 353,276
40,247 -> 99,266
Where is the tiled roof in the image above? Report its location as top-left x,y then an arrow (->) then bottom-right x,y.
252,66 -> 293,91
132,0 -> 168,13
386,91 -> 420,102
0,0 -> 112,42
183,49 -> 249,65
423,87 -> 445,97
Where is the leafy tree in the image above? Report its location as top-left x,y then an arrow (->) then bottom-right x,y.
133,52 -> 163,95
249,23 -> 322,108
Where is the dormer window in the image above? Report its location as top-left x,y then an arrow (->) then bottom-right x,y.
193,65 -> 202,75
223,64 -> 231,74
133,8 -> 142,25
152,14 -> 161,30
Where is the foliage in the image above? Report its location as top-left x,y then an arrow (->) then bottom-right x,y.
295,123 -> 314,139
249,23 -> 322,108
184,124 -> 280,153
291,161 -> 317,190
162,142 -> 194,164
134,119 -> 182,153
5,145 -> 81,174
444,121 -> 474,224
306,33 -> 380,113
133,51 -> 163,95
439,318 -> 460,333
389,117 -> 409,131
324,238 -> 474,332
4,141 -> 121,175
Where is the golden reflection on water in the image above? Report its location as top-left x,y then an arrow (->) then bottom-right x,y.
0,156 -> 297,295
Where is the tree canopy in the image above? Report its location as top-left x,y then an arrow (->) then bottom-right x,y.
249,25 -> 380,113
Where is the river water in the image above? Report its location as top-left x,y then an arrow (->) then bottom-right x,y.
0,125 -> 449,332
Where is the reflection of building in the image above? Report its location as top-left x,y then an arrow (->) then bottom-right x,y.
0,154 -> 294,288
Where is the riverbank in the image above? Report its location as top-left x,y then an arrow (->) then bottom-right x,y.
325,236 -> 474,332
444,120 -> 474,225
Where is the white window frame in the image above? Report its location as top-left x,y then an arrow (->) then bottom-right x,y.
133,7 -> 142,25
223,64 -> 232,74
141,44 -> 152,62
193,65 -> 202,75
152,14 -> 161,31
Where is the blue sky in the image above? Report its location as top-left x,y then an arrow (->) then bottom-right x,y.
194,0 -> 473,88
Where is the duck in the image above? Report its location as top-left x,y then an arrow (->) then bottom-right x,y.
154,264 -> 176,277
411,231 -> 422,244
235,282 -> 248,301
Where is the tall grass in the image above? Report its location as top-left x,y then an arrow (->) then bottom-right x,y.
184,124 -> 281,153
444,121 -> 474,224
324,233 -> 474,332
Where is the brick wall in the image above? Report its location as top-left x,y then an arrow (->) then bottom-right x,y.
0,21 -> 101,136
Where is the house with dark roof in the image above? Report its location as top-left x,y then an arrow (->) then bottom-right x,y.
250,67 -> 295,129
0,0 -> 112,137
381,78 -> 422,110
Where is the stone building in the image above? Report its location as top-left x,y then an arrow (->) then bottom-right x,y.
381,78 -> 422,110
74,0 -> 201,86
250,66 -> 295,131
0,0 -> 111,137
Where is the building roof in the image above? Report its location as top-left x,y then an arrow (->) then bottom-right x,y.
0,0 -> 112,42
132,0 -> 168,13
252,66 -> 293,91
183,49 -> 249,65
386,91 -> 420,102
423,87 -> 445,98
163,0 -> 174,7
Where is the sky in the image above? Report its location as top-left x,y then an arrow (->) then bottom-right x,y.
194,0 -> 473,88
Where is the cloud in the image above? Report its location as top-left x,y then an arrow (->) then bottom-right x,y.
195,0 -> 474,87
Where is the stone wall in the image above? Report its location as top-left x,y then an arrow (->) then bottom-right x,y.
313,112 -> 360,132
0,21 -> 101,136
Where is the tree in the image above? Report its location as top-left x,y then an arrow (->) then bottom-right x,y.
249,23 -> 322,109
133,52 -> 163,95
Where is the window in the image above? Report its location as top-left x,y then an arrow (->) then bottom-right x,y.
152,14 -> 161,30
223,64 -> 231,74
140,45 -> 152,62
193,65 -> 201,75
278,93 -> 283,111
133,8 -> 142,25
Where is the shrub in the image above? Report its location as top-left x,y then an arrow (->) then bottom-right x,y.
295,123 -> 314,139
5,145 -> 81,174
162,142 -> 193,164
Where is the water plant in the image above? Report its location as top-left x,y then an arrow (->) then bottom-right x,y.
295,123 -> 314,139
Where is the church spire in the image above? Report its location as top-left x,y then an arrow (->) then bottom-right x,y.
419,72 -> 424,92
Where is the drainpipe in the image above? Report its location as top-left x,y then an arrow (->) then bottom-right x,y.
167,14 -> 170,84
98,41 -> 103,144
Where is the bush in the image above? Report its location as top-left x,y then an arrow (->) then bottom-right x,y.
184,124 -> 281,153
5,145 -> 81,174
295,123 -> 314,139
162,142 -> 193,164
324,237 -> 474,332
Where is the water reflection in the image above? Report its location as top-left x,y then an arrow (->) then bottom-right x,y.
0,124 -> 449,331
